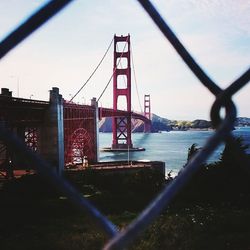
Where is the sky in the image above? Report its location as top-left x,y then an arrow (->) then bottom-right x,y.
0,0 -> 249,120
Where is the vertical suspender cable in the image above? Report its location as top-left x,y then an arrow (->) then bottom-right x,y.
131,44 -> 143,113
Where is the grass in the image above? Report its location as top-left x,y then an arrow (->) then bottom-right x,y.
1,195 -> 250,250
0,196 -> 107,250
0,165 -> 250,250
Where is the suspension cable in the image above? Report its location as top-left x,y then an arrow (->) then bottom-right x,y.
97,36 -> 129,102
70,37 -> 114,102
131,43 -> 143,113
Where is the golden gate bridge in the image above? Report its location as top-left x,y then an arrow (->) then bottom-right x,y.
0,34 -> 151,176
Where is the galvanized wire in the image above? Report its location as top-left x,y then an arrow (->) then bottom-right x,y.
103,1 -> 249,248
0,122 -> 118,237
0,0 -> 118,239
0,0 -> 249,249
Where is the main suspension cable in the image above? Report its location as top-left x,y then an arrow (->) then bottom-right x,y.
70,37 -> 114,102
97,36 -> 129,102
131,43 -> 143,113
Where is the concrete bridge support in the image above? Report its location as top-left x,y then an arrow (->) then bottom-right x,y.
39,87 -> 64,175
91,97 -> 99,162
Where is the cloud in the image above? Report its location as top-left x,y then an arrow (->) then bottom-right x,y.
155,0 -> 250,35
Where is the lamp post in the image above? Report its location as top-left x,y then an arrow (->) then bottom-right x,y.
81,96 -> 86,105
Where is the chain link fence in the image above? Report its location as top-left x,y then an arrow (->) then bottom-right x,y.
0,0 -> 249,249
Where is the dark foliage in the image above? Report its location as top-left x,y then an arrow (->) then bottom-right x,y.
1,174 -> 60,200
187,143 -> 200,162
1,139 -> 250,249
173,137 -> 250,206
65,168 -> 166,213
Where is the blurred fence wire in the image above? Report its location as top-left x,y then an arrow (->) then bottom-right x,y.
0,0 -> 249,249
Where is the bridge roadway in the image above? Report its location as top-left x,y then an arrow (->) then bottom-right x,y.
0,95 -> 149,124
99,107 -> 150,122
0,95 -> 49,125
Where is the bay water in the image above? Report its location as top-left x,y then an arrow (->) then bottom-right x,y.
99,127 -> 250,176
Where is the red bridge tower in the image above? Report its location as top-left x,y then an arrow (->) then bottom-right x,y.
144,94 -> 152,133
112,34 -> 133,150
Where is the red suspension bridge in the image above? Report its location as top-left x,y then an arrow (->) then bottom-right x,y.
0,34 -> 151,175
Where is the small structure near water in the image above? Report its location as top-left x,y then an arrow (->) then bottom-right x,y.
66,160 -> 165,177
101,147 -> 145,152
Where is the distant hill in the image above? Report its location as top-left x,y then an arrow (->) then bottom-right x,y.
98,115 -> 250,132
164,119 -> 211,131
235,117 -> 250,127
99,114 -> 172,133
99,117 -> 112,132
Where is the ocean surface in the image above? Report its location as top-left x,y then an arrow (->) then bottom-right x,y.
99,127 -> 250,176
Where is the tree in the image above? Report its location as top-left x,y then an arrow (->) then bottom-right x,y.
187,143 -> 200,162
220,136 -> 250,170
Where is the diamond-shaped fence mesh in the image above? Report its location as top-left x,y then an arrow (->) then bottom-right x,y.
0,0 -> 249,249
